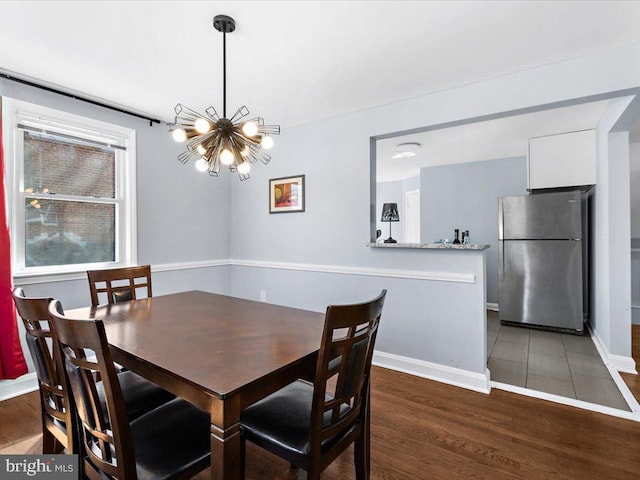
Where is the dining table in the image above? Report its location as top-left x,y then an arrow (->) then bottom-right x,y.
68,290 -> 327,480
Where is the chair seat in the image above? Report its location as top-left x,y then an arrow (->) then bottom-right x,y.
97,370 -> 175,422
241,380 -> 351,458
130,398 -> 211,480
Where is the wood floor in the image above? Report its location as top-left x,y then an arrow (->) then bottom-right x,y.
2,366 -> 640,479
620,325 -> 640,403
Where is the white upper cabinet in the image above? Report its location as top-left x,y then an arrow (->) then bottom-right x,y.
528,129 -> 597,190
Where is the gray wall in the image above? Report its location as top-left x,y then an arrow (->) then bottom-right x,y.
630,142 -> 640,237
632,238 -> 640,325
0,78 -> 231,268
2,38 -> 640,392
420,157 -> 527,303
229,42 -> 640,374
0,78 -> 232,389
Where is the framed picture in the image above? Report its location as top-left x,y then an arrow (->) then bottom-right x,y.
269,175 -> 305,214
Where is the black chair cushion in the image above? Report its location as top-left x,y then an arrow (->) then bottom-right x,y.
240,380 -> 350,458
96,370 -> 175,422
130,398 -> 211,480
113,290 -> 133,303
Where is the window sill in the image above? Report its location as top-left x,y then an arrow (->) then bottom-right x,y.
13,270 -> 88,285
13,262 -> 132,285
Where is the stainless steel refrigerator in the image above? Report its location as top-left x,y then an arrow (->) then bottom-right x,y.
498,190 -> 589,333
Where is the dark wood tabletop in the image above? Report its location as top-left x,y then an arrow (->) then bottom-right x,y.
68,290 -> 327,480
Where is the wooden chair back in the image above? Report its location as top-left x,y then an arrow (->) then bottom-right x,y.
49,300 -> 136,479
12,288 -> 75,453
309,290 -> 386,464
87,265 -> 152,307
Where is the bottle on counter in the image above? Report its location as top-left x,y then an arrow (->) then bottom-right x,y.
463,230 -> 470,244
452,229 -> 461,244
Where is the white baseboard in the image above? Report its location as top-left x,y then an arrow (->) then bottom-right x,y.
0,373 -> 38,402
486,302 -> 499,311
586,323 -> 640,414
491,381 -> 640,422
588,323 -> 637,374
609,354 -> 638,374
373,351 -> 491,394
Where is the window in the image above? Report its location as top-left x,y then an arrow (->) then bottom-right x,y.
3,98 -> 137,278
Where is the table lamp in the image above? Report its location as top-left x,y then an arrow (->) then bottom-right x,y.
381,203 -> 399,243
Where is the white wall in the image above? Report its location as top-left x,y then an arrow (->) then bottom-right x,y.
229,41 -> 640,378
593,98 -> 634,364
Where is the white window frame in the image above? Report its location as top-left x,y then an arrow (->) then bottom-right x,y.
3,98 -> 137,281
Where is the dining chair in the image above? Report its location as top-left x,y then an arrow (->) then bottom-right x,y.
12,288 -> 176,455
12,288 -> 77,454
49,300 -> 211,480
240,290 -> 387,480
87,265 -> 152,306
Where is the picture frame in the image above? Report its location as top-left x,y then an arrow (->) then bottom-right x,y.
269,175 -> 305,214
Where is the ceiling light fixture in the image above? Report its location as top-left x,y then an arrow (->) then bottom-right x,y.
395,142 -> 421,153
169,15 -> 280,180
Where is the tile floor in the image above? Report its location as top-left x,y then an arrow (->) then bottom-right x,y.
487,310 -> 630,410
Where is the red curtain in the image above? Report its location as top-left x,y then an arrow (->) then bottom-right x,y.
0,103 -> 28,379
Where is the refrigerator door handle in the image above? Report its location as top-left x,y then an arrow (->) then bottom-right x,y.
498,198 -> 504,241
498,198 -> 505,281
499,241 -> 504,281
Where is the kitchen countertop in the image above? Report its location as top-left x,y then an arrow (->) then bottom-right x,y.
368,243 -> 490,250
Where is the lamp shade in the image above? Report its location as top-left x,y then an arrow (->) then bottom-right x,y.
381,203 -> 399,222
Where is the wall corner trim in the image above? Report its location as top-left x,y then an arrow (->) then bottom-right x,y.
609,354 -> 638,374
588,323 -> 637,374
0,373 -> 38,402
372,351 -> 491,394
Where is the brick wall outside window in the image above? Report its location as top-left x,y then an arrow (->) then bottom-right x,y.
23,133 -> 116,266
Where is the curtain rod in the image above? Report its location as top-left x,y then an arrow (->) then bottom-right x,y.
0,72 -> 162,126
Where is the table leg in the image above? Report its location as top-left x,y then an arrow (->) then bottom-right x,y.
210,395 -> 242,480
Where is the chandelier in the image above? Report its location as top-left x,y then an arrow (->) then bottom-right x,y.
169,15 -> 280,180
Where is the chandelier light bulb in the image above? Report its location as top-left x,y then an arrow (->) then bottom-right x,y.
34,203 -> 41,209
25,187 -> 34,193
241,121 -> 258,137
237,162 -> 251,175
172,128 -> 187,143
195,157 -> 209,172
196,144 -> 207,155
240,146 -> 249,157
220,148 -> 234,165
194,118 -> 211,134
261,135 -> 274,149
29,199 -> 38,206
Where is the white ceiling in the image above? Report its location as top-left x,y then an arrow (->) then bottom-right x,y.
0,1 -> 639,129
377,100 -> 611,182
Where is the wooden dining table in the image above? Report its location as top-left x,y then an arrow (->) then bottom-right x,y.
68,290 -> 326,480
